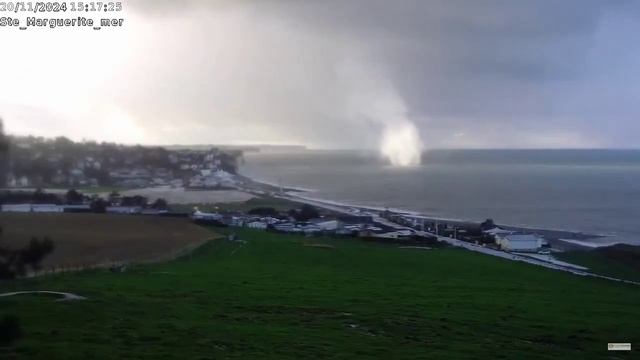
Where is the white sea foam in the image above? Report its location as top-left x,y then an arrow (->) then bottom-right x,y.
557,238 -> 620,248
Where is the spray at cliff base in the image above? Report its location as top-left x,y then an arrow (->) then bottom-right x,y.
381,120 -> 423,166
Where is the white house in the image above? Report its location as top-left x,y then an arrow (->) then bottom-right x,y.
246,221 -> 268,230
106,206 -> 142,214
191,209 -> 223,221
262,217 -> 281,225
7,176 -> 30,188
373,229 -> 415,239
273,222 -> 295,232
311,219 -> 340,231
499,233 -> 544,252
485,227 -> 515,247
229,216 -> 245,227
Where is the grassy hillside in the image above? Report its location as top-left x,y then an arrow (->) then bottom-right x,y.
0,213 -> 216,268
1,228 -> 638,359
556,244 -> 640,283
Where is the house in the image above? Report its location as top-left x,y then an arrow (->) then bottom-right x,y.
106,206 -> 142,215
225,215 -> 245,227
246,221 -> 268,230
309,219 -> 340,231
273,222 -> 295,232
498,233 -> 544,252
191,210 -> 223,221
301,224 -> 323,234
8,175 -> 30,187
69,168 -> 84,177
262,217 -> 281,225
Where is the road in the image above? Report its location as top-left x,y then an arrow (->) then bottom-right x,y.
419,231 -> 640,286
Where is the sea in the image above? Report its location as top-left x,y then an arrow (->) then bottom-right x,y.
240,149 -> 640,246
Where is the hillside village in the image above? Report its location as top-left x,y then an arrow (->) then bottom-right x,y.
4,136 -> 243,189
0,183 -> 552,256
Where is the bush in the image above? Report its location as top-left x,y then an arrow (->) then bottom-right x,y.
151,198 -> 168,210
247,207 -> 278,216
288,204 -> 320,222
1,227 -> 55,279
90,198 -> 107,213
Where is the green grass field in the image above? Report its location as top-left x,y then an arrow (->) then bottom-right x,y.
1,228 -> 639,359
556,247 -> 640,283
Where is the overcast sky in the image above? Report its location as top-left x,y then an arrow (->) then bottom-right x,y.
1,0 -> 639,149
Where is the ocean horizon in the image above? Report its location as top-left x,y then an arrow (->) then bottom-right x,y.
241,149 -> 640,246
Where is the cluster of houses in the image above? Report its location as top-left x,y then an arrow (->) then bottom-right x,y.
187,169 -> 238,189
191,209 -> 423,240
5,137 -> 242,189
381,211 -> 548,254
0,203 -> 168,216
109,168 -> 177,188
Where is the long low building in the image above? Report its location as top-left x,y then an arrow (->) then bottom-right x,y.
1,204 -> 92,213
32,204 -> 65,213
1,204 -> 33,212
498,233 -> 544,252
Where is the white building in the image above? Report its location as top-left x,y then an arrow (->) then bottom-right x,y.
314,220 -> 340,231
32,204 -> 65,213
374,229 -> 414,239
246,221 -> 268,230
7,175 -> 30,188
106,206 -> 142,215
191,210 -> 223,221
1,204 -> 66,213
273,222 -> 295,232
499,234 -> 544,252
1,204 -> 32,212
263,217 -> 281,225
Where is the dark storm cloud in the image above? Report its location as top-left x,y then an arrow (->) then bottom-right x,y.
78,0 -> 640,147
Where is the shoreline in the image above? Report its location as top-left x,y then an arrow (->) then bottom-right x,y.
1,178 -> 618,249
241,175 -> 612,250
